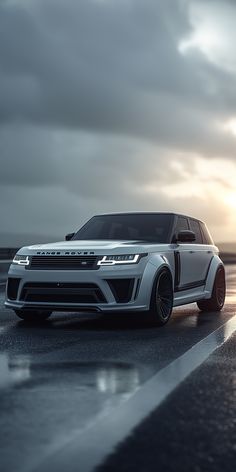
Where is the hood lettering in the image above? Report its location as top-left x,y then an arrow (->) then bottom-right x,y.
36,251 -> 95,255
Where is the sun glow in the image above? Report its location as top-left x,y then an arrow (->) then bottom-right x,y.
178,2 -> 236,74
179,27 -> 221,57
223,118 -> 236,137
224,192 -> 236,209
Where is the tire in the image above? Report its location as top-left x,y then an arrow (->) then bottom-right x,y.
197,265 -> 226,312
14,310 -> 52,322
147,268 -> 173,326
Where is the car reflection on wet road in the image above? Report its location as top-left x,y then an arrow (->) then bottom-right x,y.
0,355 -> 141,395
0,354 -> 30,388
0,265 -> 236,472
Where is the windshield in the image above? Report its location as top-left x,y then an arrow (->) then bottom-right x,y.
73,214 -> 173,243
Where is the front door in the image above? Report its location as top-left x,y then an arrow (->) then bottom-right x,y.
174,217 -> 213,290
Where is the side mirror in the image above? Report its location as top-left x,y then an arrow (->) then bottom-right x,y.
65,232 -> 75,241
176,230 -> 196,243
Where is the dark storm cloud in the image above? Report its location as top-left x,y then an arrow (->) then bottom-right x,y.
0,125 -> 182,193
0,3 -> 230,135
0,0 -> 235,159
0,124 -> 57,186
0,0 -> 190,134
1,0 -> 236,244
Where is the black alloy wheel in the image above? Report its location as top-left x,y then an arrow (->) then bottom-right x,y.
148,268 -> 173,326
215,266 -> 226,307
197,265 -> 226,312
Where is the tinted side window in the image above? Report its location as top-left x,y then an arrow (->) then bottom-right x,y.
200,222 -> 214,245
189,219 -> 203,244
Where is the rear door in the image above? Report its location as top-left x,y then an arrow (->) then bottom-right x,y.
188,218 -> 213,283
173,216 -> 194,289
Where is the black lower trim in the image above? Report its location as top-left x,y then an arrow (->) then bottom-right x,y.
175,280 -> 205,293
5,301 -> 102,313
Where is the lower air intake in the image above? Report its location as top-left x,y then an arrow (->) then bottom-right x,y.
105,279 -> 135,303
7,278 -> 21,300
20,282 -> 107,304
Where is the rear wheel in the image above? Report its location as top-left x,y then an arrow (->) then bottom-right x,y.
147,268 -> 173,326
197,265 -> 225,312
14,310 -> 52,322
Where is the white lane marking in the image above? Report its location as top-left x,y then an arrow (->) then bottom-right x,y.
30,314 -> 236,472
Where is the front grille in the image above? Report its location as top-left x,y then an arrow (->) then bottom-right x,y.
28,256 -> 99,270
20,282 -> 107,304
7,278 -> 21,300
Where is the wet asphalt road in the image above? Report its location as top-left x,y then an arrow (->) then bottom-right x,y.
0,266 -> 236,472
98,331 -> 236,472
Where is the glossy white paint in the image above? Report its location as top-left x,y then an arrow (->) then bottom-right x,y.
5,215 -> 224,315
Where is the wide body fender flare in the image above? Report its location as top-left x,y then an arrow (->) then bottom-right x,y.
204,255 -> 225,299
139,255 -> 174,307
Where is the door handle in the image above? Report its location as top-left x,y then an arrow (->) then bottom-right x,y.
189,250 -> 195,254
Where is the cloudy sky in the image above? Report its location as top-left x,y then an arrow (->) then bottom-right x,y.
1,0 -> 236,246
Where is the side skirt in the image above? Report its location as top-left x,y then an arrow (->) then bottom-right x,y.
173,286 -> 211,307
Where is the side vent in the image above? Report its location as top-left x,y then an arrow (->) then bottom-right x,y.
105,279 -> 135,303
7,278 -> 21,300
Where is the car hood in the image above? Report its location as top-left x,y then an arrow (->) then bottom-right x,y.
18,240 -> 166,255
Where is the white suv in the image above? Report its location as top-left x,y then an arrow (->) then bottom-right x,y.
5,212 -> 226,326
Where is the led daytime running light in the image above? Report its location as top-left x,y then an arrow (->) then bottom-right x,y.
13,255 -> 30,266
98,254 -> 140,266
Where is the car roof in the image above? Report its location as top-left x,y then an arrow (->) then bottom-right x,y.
94,212 -> 205,224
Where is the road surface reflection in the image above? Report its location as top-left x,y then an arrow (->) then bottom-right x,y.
0,354 -> 30,388
0,354 -> 141,394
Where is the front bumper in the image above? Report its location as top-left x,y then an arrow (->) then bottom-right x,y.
5,259 -> 157,313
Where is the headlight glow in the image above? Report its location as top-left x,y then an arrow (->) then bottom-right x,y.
98,254 -> 140,266
12,255 -> 30,266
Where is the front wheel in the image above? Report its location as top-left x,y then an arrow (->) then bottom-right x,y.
146,268 -> 173,326
197,265 -> 226,312
14,310 -> 52,322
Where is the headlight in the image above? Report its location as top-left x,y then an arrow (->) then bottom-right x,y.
12,255 -> 30,266
98,254 -> 140,266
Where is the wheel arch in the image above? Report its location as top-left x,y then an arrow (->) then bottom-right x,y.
204,256 -> 225,299
139,255 -> 174,310
148,264 -> 174,310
